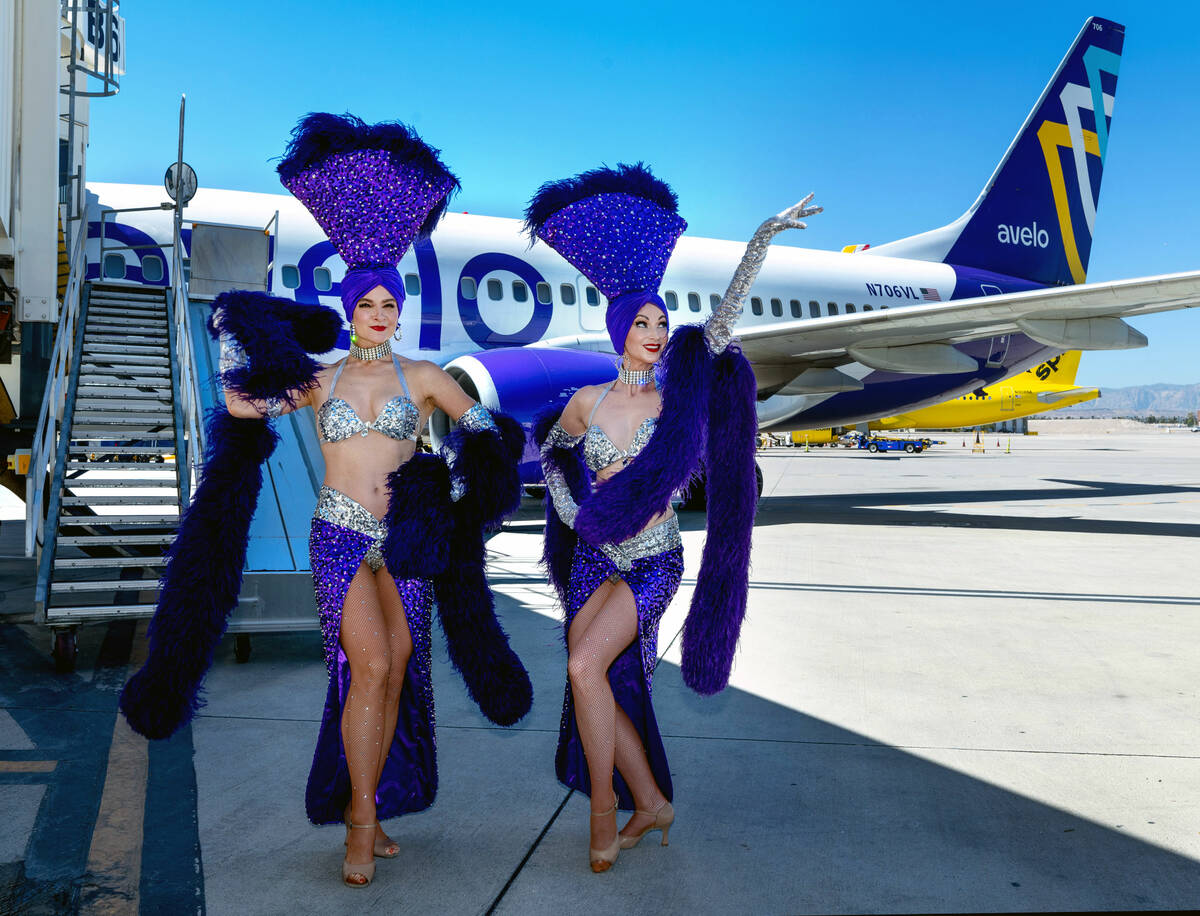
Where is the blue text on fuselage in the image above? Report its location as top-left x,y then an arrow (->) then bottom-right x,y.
864,282 -> 918,299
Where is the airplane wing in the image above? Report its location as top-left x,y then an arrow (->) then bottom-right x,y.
737,270 -> 1200,392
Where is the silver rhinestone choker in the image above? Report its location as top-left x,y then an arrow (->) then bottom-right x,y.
350,341 -> 392,361
618,365 -> 655,386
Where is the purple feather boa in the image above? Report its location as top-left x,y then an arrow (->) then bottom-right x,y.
574,325 -> 711,545
681,346 -> 759,694
533,407 -> 590,605
120,410 -> 278,739
208,291 -> 341,408
383,452 -> 452,579
384,412 -> 531,726
431,414 -> 531,726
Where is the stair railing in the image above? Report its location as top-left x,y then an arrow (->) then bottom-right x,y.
27,221 -> 88,559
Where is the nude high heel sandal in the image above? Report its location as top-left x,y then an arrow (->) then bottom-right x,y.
589,798 -> 621,873
344,804 -> 400,858
619,800 -> 675,849
343,821 -> 377,888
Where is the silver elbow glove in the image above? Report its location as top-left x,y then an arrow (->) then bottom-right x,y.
219,331 -> 284,419
540,421 -> 583,527
706,193 -> 823,354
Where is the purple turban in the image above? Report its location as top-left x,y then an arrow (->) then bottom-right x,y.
606,290 -> 668,355
339,267 -> 406,322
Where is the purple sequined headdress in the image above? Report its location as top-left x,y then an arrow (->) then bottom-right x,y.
277,113 -> 460,320
524,163 -> 687,354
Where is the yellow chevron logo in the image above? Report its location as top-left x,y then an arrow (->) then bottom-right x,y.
1037,120 -> 1100,284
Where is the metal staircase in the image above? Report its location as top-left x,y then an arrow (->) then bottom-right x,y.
33,281 -> 187,667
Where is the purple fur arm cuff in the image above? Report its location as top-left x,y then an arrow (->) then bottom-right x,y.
573,325 -> 711,544
442,410 -> 525,530
681,346 -> 758,695
209,290 -> 341,407
383,452 -> 452,579
120,408 -> 278,739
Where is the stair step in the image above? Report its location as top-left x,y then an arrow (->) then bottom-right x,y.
87,313 -> 169,327
52,579 -> 162,594
58,514 -> 179,527
67,460 -> 174,471
83,342 -> 169,356
43,604 -> 158,621
69,445 -> 173,456
64,477 -> 176,488
58,533 -> 176,546
87,307 -> 167,321
78,384 -> 173,397
61,494 -> 179,506
73,412 -> 175,424
76,399 -> 172,412
54,556 -> 167,570
80,354 -> 170,367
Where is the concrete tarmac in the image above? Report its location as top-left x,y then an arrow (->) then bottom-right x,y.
2,431 -> 1198,914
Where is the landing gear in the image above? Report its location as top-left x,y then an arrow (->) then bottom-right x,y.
234,633 -> 252,664
52,628 -> 78,674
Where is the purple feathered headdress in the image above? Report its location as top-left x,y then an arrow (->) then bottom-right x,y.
277,112 -> 460,320
524,163 -> 687,354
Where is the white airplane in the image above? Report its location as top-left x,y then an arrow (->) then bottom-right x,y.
84,16 -> 1199,466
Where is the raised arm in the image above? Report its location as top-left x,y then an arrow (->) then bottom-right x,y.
219,329 -> 315,418
705,194 -> 823,354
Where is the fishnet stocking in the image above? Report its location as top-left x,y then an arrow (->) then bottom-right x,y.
338,562 -> 409,863
568,577 -> 669,847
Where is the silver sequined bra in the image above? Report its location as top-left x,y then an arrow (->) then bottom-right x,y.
582,381 -> 657,472
318,355 -> 419,443
314,486 -> 387,571
584,419 -> 656,472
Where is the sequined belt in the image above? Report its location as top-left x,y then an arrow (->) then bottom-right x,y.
617,515 -> 681,561
314,486 -> 386,572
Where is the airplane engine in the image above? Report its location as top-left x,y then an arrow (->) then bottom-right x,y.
433,347 -> 619,482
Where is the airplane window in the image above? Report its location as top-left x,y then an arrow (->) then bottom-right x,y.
687,292 -> 701,312
790,299 -> 801,318
404,273 -> 421,296
845,303 -> 856,313
487,278 -> 504,301
560,283 -> 576,305
512,280 -> 529,302
103,253 -> 126,280
808,300 -> 820,318
141,255 -> 164,283
862,304 -> 873,311
664,291 -> 678,311
536,281 -> 552,305
879,304 -> 888,310
709,294 -> 720,312
281,264 -> 300,289
585,286 -> 600,306
770,297 -> 783,317
750,297 -> 763,316
182,259 -> 191,284
314,267 -> 332,292
827,301 -> 838,315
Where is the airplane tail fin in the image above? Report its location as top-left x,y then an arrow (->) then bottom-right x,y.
872,17 -> 1124,287
1027,350 -> 1081,385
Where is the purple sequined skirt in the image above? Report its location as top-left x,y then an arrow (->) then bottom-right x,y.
556,534 -> 684,810
304,497 -> 436,826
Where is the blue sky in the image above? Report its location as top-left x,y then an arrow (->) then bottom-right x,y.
88,2 -> 1200,388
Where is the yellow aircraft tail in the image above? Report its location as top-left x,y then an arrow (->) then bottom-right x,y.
1027,350 -> 1080,385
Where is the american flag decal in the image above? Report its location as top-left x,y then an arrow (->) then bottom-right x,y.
920,287 -> 941,301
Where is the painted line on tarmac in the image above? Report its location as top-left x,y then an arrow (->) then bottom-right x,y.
78,623 -> 148,916
0,759 -> 57,773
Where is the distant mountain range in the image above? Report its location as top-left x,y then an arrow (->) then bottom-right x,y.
1064,382 -> 1200,418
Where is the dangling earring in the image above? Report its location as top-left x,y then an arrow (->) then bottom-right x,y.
394,325 -> 402,342
350,326 -> 358,347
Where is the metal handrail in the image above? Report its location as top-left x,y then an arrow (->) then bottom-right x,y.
171,233 -> 206,496
26,221 -> 89,558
